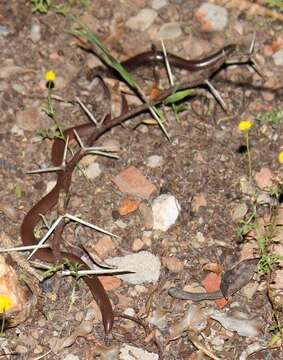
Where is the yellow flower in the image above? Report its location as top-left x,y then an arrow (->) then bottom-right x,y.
0,295 -> 12,313
44,70 -> 56,82
278,151 -> 283,164
238,120 -> 253,132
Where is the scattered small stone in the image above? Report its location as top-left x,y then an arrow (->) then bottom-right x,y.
99,276 -> 122,291
256,192 -> 274,206
118,198 -> 139,216
0,200 -> 17,221
272,48 -> 283,66
0,25 -> 10,37
241,282 -> 259,300
146,155 -> 164,168
151,0 -> 167,10
181,36 -> 211,59
163,256 -> 184,272
107,251 -> 161,284
126,9 -> 157,31
152,194 -> 180,231
139,202 -> 154,229
240,177 -> 256,196
30,21 -> 41,43
202,262 -> 222,274
254,168 -> 274,190
15,345 -> 28,354
231,202 -> 248,222
158,22 -> 182,40
142,231 -> 152,247
113,166 -> 157,199
11,125 -> 24,136
16,107 -> 45,132
192,231 -> 206,248
93,235 -> 116,258
132,238 -> 144,251
195,3 -> 228,31
191,193 -> 207,212
149,308 -> 167,330
63,355 -> 80,360
75,311 -> 84,322
119,344 -> 158,360
115,219 -> 128,229
85,162 -> 102,179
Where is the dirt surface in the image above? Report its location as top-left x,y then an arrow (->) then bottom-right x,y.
0,0 -> 283,359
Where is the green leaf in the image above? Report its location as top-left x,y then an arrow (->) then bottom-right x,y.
164,89 -> 193,104
74,26 -> 137,89
15,184 -> 22,199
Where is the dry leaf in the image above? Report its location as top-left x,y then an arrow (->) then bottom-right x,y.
168,304 -> 210,340
220,258 -> 259,298
0,201 -> 17,221
210,309 -> 262,337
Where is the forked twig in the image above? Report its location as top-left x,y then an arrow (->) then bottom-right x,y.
27,213 -> 120,260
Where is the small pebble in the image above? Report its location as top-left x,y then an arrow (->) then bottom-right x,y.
272,48 -> 283,66
152,194 -> 180,231
63,355 -> 80,360
139,203 -> 154,229
0,25 -> 10,37
158,22 -> 182,40
120,344 -> 159,360
126,9 -> 157,31
11,125 -> 24,136
107,251 -> 161,284
163,256 -> 184,272
16,107 -> 44,132
113,166 -> 157,200
30,21 -> 41,43
85,162 -> 102,179
231,203 -> 248,222
151,0 -> 167,10
94,235 -> 115,258
196,3 -> 228,31
132,238 -> 144,251
146,155 -> 164,168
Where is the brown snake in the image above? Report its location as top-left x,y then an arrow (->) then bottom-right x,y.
21,44 -> 236,333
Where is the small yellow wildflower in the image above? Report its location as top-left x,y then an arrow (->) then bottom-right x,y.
238,120 -> 253,132
44,70 -> 56,82
0,295 -> 12,313
278,151 -> 283,164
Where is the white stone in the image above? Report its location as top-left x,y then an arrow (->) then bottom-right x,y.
85,162 -> 101,179
11,125 -> 24,136
152,0 -> 167,10
146,155 -> 164,168
273,48 -> 283,66
152,194 -> 180,231
158,22 -> 182,40
198,3 -> 228,31
126,9 -> 157,31
119,344 -> 159,360
107,251 -> 161,284
63,355 -> 80,360
30,21 -> 41,43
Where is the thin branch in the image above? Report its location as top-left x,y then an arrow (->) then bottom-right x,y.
0,244 -> 50,253
76,96 -> 98,125
27,213 -> 120,260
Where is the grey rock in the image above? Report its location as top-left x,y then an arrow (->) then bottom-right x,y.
107,251 -> 161,284
158,22 -> 182,40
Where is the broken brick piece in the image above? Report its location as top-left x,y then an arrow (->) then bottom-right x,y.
113,166 -> 157,199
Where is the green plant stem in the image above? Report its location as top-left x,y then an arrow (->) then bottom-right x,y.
245,132 -> 252,182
